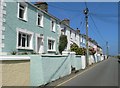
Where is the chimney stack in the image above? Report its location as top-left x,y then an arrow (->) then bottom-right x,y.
76,28 -> 80,34
61,19 -> 70,26
34,2 -> 48,12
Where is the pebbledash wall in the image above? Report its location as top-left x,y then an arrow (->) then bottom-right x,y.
1,2 -> 60,55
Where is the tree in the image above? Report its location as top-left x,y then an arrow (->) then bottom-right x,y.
58,35 -> 68,54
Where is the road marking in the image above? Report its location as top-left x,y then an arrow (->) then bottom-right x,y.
54,59 -> 108,88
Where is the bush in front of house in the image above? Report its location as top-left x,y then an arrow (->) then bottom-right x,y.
70,43 -> 86,55
58,34 -> 68,54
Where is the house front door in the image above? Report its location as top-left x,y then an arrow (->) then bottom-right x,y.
36,37 -> 44,54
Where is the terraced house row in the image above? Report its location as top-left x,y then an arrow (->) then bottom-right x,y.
0,1 -> 103,55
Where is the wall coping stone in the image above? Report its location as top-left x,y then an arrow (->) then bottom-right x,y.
0,56 -> 30,61
41,54 -> 68,57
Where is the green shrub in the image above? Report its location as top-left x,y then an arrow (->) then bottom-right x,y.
70,43 -> 86,55
58,35 -> 68,54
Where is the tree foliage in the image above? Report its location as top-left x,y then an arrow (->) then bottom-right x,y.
70,43 -> 96,55
58,35 -> 68,54
70,43 -> 86,55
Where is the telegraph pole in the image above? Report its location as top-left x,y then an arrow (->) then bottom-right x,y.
106,41 -> 109,58
84,8 -> 89,66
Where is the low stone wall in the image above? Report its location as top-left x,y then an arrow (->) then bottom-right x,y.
0,56 -> 30,86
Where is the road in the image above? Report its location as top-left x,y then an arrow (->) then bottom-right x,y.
56,58 -> 118,86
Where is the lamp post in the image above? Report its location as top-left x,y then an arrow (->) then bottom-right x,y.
84,8 -> 89,67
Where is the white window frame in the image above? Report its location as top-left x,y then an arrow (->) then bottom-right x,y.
36,12 -> 44,27
47,37 -> 56,52
17,2 -> 28,21
70,30 -> 72,38
50,18 -> 56,32
16,28 -> 33,50
63,27 -> 66,35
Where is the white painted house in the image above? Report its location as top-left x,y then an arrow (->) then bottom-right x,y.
59,19 -> 81,51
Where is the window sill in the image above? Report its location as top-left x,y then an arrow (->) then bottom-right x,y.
18,17 -> 27,22
17,47 -> 33,50
38,25 -> 44,28
51,30 -> 56,33
47,50 -> 56,52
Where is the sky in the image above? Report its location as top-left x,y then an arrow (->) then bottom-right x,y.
47,2 -> 118,55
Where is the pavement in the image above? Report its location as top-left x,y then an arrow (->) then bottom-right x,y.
40,57 -> 119,87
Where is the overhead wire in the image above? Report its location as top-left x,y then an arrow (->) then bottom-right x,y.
80,17 -> 85,32
90,13 -> 117,18
84,1 -> 107,50
89,24 -> 105,44
89,14 -> 106,42
48,3 -> 82,12
84,1 -> 87,8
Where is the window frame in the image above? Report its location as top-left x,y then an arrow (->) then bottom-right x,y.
37,12 -> 44,27
16,28 -> 33,50
17,2 -> 28,21
47,37 -> 56,52
50,18 -> 56,32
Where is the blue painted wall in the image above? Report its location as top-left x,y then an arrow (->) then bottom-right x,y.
3,2 -> 59,54
30,54 -> 83,86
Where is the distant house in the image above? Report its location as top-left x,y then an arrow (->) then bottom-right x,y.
80,34 -> 103,54
80,34 -> 86,48
60,19 -> 80,51
97,45 -> 103,55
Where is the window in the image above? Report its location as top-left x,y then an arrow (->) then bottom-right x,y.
80,37 -> 83,42
70,30 -> 71,37
37,13 -> 43,27
48,39 -> 55,51
17,29 -> 33,49
51,19 -> 55,32
64,27 -> 66,35
18,2 -> 27,21
75,33 -> 76,38
75,33 -> 77,41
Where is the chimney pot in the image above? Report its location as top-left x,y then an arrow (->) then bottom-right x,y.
76,28 -> 80,34
34,2 -> 48,12
61,18 -> 70,26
